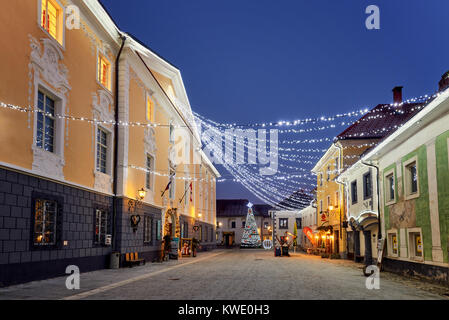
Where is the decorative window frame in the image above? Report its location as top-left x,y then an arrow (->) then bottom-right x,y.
279,218 -> 288,229
143,152 -> 156,203
32,81 -> 66,180
96,49 -> 113,92
363,171 -> 373,200
384,168 -> 396,206
387,229 -> 399,257
93,124 -> 114,193
407,227 -> 424,261
351,180 -> 358,204
146,92 -> 156,123
37,0 -> 66,49
403,156 -> 420,201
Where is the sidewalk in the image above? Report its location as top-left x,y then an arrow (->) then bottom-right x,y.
0,250 -> 225,300
290,252 -> 449,298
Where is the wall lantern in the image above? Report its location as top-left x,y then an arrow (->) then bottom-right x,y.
138,188 -> 146,200
328,205 -> 334,211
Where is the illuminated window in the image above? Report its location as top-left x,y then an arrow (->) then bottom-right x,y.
94,209 -> 108,245
34,199 -> 57,246
146,95 -> 155,123
408,229 -> 423,260
98,55 -> 111,90
40,0 -> 63,45
388,232 -> 398,256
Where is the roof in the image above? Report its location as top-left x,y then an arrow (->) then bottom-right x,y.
336,102 -> 424,141
216,199 -> 273,217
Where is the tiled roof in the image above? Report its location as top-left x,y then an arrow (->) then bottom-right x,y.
216,199 -> 273,217
336,102 -> 424,141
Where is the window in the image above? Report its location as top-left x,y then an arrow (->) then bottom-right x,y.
327,195 -> 331,209
98,55 -> 111,90
388,232 -> 398,256
199,225 -> 203,241
319,173 -> 323,186
40,0 -> 64,45
146,95 -> 155,123
96,128 -> 108,174
404,160 -> 418,197
385,172 -> 395,203
242,220 -> 246,228
351,181 -> 358,204
169,122 -> 175,143
156,220 -> 162,241
95,209 -> 108,245
144,216 -> 152,244
363,172 -> 372,199
231,221 -> 236,229
264,221 -> 269,230
335,191 -> 339,208
279,218 -> 288,229
168,170 -> 175,199
146,154 -> 154,190
320,200 -> 323,213
184,181 -> 189,206
34,199 -> 57,245
36,91 -> 55,152
335,157 -> 339,174
408,229 -> 423,260
296,218 -> 302,229
327,165 -> 331,181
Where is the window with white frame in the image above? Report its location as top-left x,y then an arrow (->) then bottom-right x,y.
144,215 -> 152,244
388,231 -> 398,256
279,218 -> 288,229
169,122 -> 175,143
40,0 -> 64,45
385,171 -> 395,204
335,191 -> 339,208
408,229 -> 423,260
184,180 -> 189,206
363,171 -> 372,199
404,159 -> 419,198
94,209 -> 108,245
96,127 -> 108,174
169,170 -> 175,199
98,54 -> 111,91
319,173 -> 323,186
34,199 -> 57,245
146,154 -> 154,190
335,157 -> 339,174
351,180 -> 357,204
146,94 -> 155,123
36,91 -> 56,153
327,165 -> 331,181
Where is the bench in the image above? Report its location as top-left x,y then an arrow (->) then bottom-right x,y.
124,252 -> 146,267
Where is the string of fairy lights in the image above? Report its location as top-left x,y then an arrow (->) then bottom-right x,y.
0,89 -> 441,209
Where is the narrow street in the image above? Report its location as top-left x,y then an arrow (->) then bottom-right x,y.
1,249 -> 447,300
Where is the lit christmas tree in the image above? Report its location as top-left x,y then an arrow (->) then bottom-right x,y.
240,202 -> 261,248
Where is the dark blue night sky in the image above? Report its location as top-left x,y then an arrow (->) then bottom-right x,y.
100,0 -> 449,204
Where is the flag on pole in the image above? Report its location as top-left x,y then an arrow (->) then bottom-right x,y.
189,182 -> 193,202
161,173 -> 175,197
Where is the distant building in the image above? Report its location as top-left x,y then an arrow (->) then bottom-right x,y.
216,200 -> 272,246
300,205 -> 317,249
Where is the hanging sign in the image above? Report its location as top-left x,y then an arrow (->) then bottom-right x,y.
303,227 -> 315,245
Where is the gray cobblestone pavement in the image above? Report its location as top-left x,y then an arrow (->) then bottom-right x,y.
1,249 -> 448,300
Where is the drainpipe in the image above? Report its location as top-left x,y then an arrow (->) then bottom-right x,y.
112,34 -> 127,252
361,160 -> 382,240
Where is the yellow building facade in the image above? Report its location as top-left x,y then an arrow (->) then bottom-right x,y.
0,0 -> 218,286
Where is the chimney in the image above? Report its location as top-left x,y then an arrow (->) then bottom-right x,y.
392,86 -> 403,104
439,71 -> 449,92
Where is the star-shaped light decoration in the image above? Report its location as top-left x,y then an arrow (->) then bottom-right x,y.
247,202 -> 253,208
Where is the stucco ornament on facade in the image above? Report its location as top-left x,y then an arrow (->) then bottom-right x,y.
92,90 -> 114,194
29,35 -> 71,180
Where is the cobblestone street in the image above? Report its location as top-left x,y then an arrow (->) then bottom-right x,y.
1,249 -> 448,300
